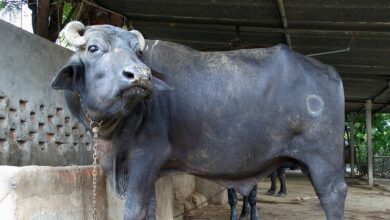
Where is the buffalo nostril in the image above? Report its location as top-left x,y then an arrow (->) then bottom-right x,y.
123,71 -> 135,79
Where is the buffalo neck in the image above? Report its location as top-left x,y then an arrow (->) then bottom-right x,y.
142,40 -> 194,75
94,114 -> 123,138
110,99 -> 161,142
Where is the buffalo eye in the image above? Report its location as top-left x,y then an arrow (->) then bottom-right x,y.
136,50 -> 142,57
87,45 -> 99,53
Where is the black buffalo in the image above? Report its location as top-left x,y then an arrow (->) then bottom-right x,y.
51,21 -> 347,220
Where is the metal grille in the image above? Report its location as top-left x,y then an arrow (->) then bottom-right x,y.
374,156 -> 390,179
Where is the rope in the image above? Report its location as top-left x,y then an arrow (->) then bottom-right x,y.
307,33 -> 355,57
173,188 -> 227,218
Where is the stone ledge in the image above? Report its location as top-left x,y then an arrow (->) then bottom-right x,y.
0,165 -> 107,220
0,166 -> 225,220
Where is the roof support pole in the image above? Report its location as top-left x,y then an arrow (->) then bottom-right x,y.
366,100 -> 374,187
349,113 -> 356,177
373,81 -> 390,113
276,0 -> 292,49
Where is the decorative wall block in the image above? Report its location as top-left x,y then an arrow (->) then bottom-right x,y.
0,92 -> 93,166
0,94 -> 8,108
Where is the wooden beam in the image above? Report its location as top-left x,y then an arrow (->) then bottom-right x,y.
124,13 -> 390,37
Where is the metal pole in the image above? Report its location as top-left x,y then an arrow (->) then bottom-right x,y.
276,0 -> 292,49
349,113 -> 355,177
366,100 -> 374,187
306,48 -> 350,57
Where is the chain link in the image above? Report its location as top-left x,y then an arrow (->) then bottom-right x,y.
78,93 -> 103,220
92,127 -> 99,220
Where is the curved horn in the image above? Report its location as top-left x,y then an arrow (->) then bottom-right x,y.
63,21 -> 86,47
130,30 -> 145,51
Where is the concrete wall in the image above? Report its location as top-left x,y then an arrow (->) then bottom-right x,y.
0,20 -> 92,166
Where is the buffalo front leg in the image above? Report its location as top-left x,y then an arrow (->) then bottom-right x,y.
239,195 -> 250,218
123,149 -> 167,220
146,186 -> 156,220
248,185 -> 259,220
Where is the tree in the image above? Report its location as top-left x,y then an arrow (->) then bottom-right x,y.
26,0 -> 79,41
1,0 -> 125,42
347,113 -> 390,174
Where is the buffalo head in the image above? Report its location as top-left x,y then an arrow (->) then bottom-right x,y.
51,21 -> 170,121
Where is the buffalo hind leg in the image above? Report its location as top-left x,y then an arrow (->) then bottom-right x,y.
276,166 -> 287,197
266,171 -> 277,195
305,157 -> 347,220
228,188 -> 238,220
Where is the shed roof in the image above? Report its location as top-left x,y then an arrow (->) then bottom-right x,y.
95,0 -> 390,113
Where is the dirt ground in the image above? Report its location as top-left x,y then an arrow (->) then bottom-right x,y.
186,172 -> 390,220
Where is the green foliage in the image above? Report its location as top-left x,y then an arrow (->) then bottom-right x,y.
0,0 -> 24,15
62,1 -> 74,23
347,113 -> 390,174
50,0 -> 77,25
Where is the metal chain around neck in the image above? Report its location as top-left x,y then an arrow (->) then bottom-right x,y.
91,123 -> 100,220
77,93 -> 103,220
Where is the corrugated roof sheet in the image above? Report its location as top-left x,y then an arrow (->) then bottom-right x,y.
95,0 -> 390,112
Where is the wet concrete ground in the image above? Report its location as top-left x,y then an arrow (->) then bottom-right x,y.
186,172 -> 390,220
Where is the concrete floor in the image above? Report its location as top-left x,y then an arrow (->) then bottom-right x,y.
186,172 -> 390,220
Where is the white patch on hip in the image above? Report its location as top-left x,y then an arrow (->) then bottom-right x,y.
306,94 -> 324,117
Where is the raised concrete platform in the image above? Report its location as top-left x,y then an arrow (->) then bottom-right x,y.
0,166 -> 109,219
0,166 -> 226,220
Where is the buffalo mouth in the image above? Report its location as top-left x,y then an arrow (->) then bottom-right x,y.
118,84 -> 152,98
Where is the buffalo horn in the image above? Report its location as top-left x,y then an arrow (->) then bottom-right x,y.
63,21 -> 86,47
130,30 -> 145,51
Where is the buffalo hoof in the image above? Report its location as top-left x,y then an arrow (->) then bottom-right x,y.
276,192 -> 287,197
266,189 -> 275,195
250,209 -> 259,220
240,210 -> 249,219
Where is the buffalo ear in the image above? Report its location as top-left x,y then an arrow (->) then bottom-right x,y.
151,76 -> 173,91
51,61 -> 84,91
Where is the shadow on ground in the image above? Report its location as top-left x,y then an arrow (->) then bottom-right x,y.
185,172 -> 390,220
